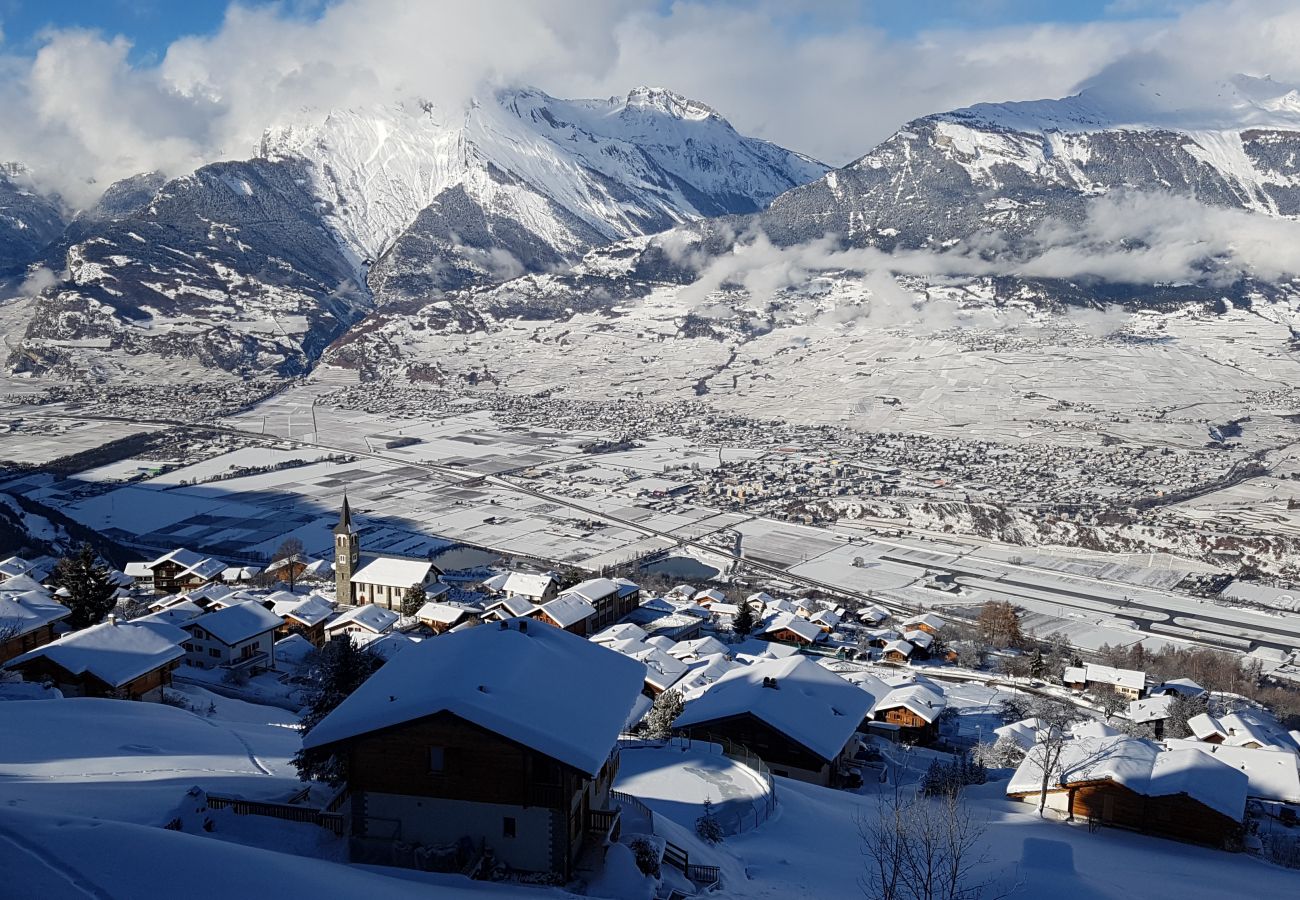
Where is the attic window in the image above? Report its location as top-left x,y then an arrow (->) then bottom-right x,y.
429,747 -> 446,773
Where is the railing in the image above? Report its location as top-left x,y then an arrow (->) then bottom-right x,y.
219,650 -> 269,672
205,793 -> 344,835
588,807 -> 622,841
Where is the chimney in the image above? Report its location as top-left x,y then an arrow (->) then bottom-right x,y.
519,619 -> 528,634
108,613 -> 119,626
498,620 -> 509,630
762,676 -> 778,689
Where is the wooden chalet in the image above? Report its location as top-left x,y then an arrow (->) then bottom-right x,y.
301,619 -> 644,878
759,614 -> 822,648
3,617 -> 185,701
0,590 -> 70,664
674,655 -> 879,787
142,549 -> 227,594
870,684 -> 946,745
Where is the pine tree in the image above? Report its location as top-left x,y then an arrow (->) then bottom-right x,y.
401,583 -> 427,618
1030,649 -> 1047,679
645,688 -> 684,740
50,543 -> 117,629
291,636 -> 384,785
732,601 -> 756,638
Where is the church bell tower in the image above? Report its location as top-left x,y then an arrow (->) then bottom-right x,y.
334,494 -> 360,603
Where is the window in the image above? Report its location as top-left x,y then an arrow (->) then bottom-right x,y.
429,747 -> 445,773
502,817 -> 516,839
209,648 -> 220,658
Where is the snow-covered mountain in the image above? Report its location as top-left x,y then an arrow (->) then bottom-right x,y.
0,165 -> 65,278
4,86 -> 826,379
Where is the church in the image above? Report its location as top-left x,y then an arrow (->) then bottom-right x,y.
333,497 -> 446,610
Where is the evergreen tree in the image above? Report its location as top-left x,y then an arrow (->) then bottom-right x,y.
732,601 -> 756,638
401,583 -> 428,618
49,543 -> 117,629
644,688 -> 684,740
1029,649 -> 1047,679
291,636 -> 384,785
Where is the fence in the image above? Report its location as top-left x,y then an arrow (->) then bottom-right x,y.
205,792 -> 345,836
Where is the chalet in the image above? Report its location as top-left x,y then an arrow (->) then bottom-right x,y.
123,561 -> 155,590
134,600 -> 205,630
859,605 -> 890,625
272,596 -> 335,647
140,549 -> 227,594
590,623 -> 649,646
629,646 -> 688,697
902,629 -> 934,658
3,617 -> 185,701
1151,678 -> 1207,699
692,588 -> 727,606
1187,711 -> 1296,750
221,565 -> 263,585
333,498 -> 445,609
300,618 -> 643,878
668,636 -> 730,661
674,653 -> 740,700
706,601 -> 740,624
1128,695 -> 1175,739
871,683 -> 947,745
1164,739 -> 1300,805
325,605 -> 400,640
182,601 -> 281,674
483,594 -> 539,622
746,592 -> 776,607
1065,663 -> 1145,699
0,590 -> 70,664
480,572 -> 559,606
759,614 -> 823,648
535,593 -> 597,636
674,655 -> 878,786
416,601 -> 479,635
1007,728 -> 1248,849
556,577 -> 641,633
264,554 -> 320,586
882,639 -> 914,664
0,556 -> 41,583
901,613 -> 944,635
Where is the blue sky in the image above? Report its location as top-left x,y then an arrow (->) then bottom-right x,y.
0,0 -> 1182,62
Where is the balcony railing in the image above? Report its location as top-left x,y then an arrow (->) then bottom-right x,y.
220,650 -> 269,671
587,807 -> 622,840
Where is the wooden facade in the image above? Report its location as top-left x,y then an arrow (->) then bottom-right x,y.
873,705 -> 938,745
7,655 -> 179,701
1011,780 -> 1242,849
0,622 -> 59,665
148,560 -> 217,594
761,627 -> 815,647
276,617 -> 327,647
332,711 -> 618,877
680,712 -> 837,786
535,609 -> 592,637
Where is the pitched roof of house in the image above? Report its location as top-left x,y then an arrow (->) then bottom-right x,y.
303,619 -> 643,775
693,588 -> 727,604
499,572 -> 556,599
903,613 -> 945,631
591,623 -> 649,645
903,629 -> 934,649
1008,730 -> 1248,822
0,591 -> 70,639
351,631 -> 420,661
326,605 -> 400,634
351,556 -> 437,589
1189,710 -> 1297,750
675,654 -> 740,699
872,683 -> 947,723
883,639 -> 914,657
675,655 -> 877,762
1128,695 -> 1175,724
0,556 -> 32,579
631,647 -> 689,693
561,578 -> 618,604
415,601 -> 473,626
485,594 -> 537,617
539,593 -> 596,629
1063,665 -> 1088,683
275,596 -> 335,627
1084,663 -> 1145,692
190,601 -> 283,646
762,614 -> 822,644
669,636 -> 730,660
135,600 -> 205,628
1165,739 -> 1300,803
221,566 -> 262,582
123,561 -> 154,579
1152,678 -> 1206,698
150,549 -> 226,581
5,619 -> 184,687
993,717 -> 1044,751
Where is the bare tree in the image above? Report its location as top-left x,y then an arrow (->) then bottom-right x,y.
858,788 -> 1006,900
977,601 -> 1025,650
271,537 -> 306,591
1025,696 -> 1082,817
1091,687 -> 1128,722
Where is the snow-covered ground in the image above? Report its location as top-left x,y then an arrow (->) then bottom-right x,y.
614,743 -> 773,835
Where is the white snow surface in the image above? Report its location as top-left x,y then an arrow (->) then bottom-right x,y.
4,619 -> 184,687
302,619 -> 643,776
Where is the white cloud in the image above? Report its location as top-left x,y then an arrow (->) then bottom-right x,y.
2,1 -> 1300,208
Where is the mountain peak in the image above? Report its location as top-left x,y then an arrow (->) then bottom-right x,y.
623,86 -> 717,121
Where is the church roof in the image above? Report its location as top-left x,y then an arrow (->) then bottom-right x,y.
333,496 -> 355,535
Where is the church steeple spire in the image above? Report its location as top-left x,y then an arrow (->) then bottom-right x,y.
334,494 -> 360,602
334,493 -> 355,535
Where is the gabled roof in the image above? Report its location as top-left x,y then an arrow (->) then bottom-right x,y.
0,591 -> 70,638
538,593 -> 596,629
415,601 -> 473,626
675,653 -> 740,699
1063,665 -> 1088,684
352,631 -> 420,661
1084,663 -> 1145,691
763,614 -> 821,644
499,572 -> 556,599
693,588 -> 727,604
485,594 -> 537,618
221,566 -> 262,582
326,605 -> 400,634
883,639 -> 914,657
135,600 -> 205,628
902,629 -> 933,649
859,606 -> 890,624
993,717 -> 1043,751
1164,739 -> 1300,803
1152,678 -> 1206,698
0,574 -> 46,595
669,636 -> 730,660
4,619 -> 184,687
351,555 -> 437,589
675,655 -> 877,762
561,578 -> 619,604
303,619 -> 643,775
189,601 -> 282,646
276,596 -> 334,627
872,683 -> 947,723
903,613 -> 945,631
149,548 -> 206,571
591,623 -> 649,645
746,592 -> 775,605
1128,695 -> 1175,724
123,561 -> 154,579
0,556 -> 32,579
630,646 -> 689,692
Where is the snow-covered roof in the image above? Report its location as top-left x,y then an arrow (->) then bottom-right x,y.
903,613 -> 945,631
675,655 -> 876,762
993,717 -> 1043,751
883,639 -> 914,657
631,646 -> 689,692
499,572 -> 556,599
762,614 -> 822,644
693,588 -> 727,604
539,593 -> 596,629
561,577 -> 618,604
612,578 -> 640,598
351,555 -> 436,589
0,556 -> 32,579
669,636 -> 730,660
326,605 -> 400,634
674,653 -> 740,699
135,600 -> 204,628
275,596 -> 334,627
859,606 -> 890,624
811,609 -> 842,627
1008,732 -> 1248,822
353,631 -> 420,661
1188,712 -> 1227,742
123,561 -> 153,579
4,619 -> 184,687
1152,678 -> 1206,698
304,619 -> 643,775
0,591 -> 70,639
1084,663 -> 1145,691
190,601 -> 282,646
645,634 -> 677,651
902,629 -> 934,649
747,592 -> 775,605
149,548 -> 206,570
479,573 -> 510,592
708,602 -> 740,617
1164,739 -> 1300,803
1063,665 -> 1087,684
486,594 -> 537,617
274,633 -> 316,667
765,599 -> 798,615
415,601 -> 473,626
222,566 -> 262,582
591,623 -> 649,645
872,683 -> 947,723
1128,695 -> 1174,724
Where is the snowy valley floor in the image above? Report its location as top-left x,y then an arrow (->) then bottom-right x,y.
1,692 -> 1297,899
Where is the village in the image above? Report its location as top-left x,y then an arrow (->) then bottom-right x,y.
3,492 -> 1300,898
